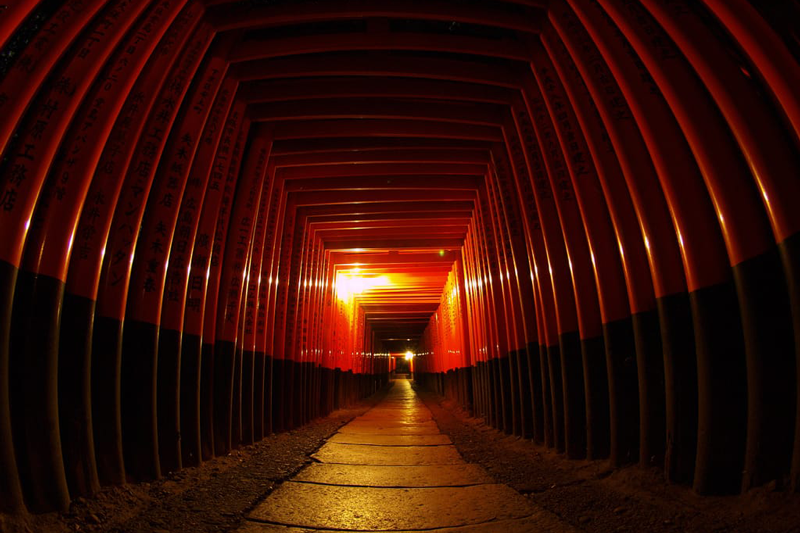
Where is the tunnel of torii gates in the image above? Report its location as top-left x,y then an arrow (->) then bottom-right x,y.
0,0 -> 799,516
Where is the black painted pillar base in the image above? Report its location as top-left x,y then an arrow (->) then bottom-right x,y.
263,355 -> 273,435
60,292 -> 101,497
691,281 -> 747,495
781,232 -> 800,492
11,271 -> 71,511
0,262 -> 25,512
253,351 -> 265,442
547,344 -> 565,453
735,245 -> 795,491
157,328 -> 182,474
120,319 -> 161,482
272,358 -> 285,433
657,292 -> 697,485
241,349 -> 255,446
200,343 -> 215,461
632,310 -> 665,468
560,332 -> 586,459
525,343 -> 544,444
180,333 -> 202,467
603,318 -> 639,467
212,340 -> 235,457
581,335 -> 609,460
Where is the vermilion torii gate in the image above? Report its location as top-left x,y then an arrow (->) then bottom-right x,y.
0,0 -> 798,514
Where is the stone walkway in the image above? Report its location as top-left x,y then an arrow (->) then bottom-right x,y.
238,379 -> 575,532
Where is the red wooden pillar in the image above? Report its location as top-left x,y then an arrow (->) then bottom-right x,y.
0,0 -> 171,510
179,93 -> 244,466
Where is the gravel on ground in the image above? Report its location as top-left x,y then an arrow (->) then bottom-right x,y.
0,387 -> 389,533
4,381 -> 799,533
415,383 -> 800,533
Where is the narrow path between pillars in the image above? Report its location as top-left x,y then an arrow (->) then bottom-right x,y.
238,379 -> 576,532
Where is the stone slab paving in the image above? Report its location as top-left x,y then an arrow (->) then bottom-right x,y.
293,463 -> 493,487
327,433 -> 451,446
241,379 -> 578,532
337,424 -> 442,435
238,514 -> 574,533
312,442 -> 464,465
249,483 -> 536,530
339,422 -> 442,435
356,413 -> 434,421
343,419 -> 439,428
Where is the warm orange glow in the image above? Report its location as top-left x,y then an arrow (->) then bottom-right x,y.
336,272 -> 392,301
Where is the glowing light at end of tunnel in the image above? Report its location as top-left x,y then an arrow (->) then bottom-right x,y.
405,351 -> 414,360
439,249 -> 445,256
335,272 -> 391,301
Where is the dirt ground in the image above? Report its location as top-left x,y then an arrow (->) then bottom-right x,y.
0,389 -> 388,533
415,385 -> 800,533
2,381 -> 799,533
